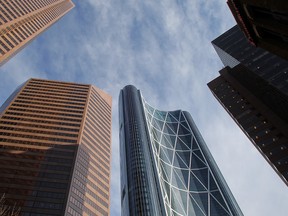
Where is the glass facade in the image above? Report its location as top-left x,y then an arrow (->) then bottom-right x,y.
208,65 -> 288,186
212,25 -> 288,95
210,25 -> 288,186
119,85 -> 165,216
119,85 -> 243,216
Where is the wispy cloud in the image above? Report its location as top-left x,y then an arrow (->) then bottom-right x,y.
0,0 -> 287,215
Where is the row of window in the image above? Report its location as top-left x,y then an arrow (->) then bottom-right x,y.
72,186 -> 84,199
0,125 -> 78,138
0,115 -> 80,128
67,206 -> 81,216
0,2 -> 14,22
82,130 -> 110,160
23,88 -> 87,100
0,1 -> 70,53
84,121 -> 110,150
79,142 -> 110,170
4,111 -> 82,123
14,99 -> 85,110
0,155 -> 72,173
8,106 -> 83,119
0,158 -> 72,175
0,38 -> 10,53
27,82 -> 89,93
87,106 -> 111,135
28,200 -> 62,210
25,85 -> 88,96
214,80 -> 288,171
20,91 -> 87,103
85,116 -> 111,148
83,205 -> 108,216
0,141 -> 75,156
84,194 -> 108,212
91,88 -> 111,111
0,0 -> 60,21
86,186 -> 109,208
0,120 -> 80,132
12,102 -> 84,114
75,160 -> 109,192
88,95 -> 111,123
76,160 -> 109,187
31,190 -> 66,199
6,32 -> 18,46
87,102 -> 111,130
85,178 -> 109,200
0,131 -> 77,143
2,1 -> 20,19
69,196 -> 83,210
1,35 -> 14,50
75,163 -> 109,199
18,93 -> 86,106
80,146 -> 110,177
1,167 -> 38,178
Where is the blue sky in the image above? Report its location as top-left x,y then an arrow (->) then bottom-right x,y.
1,0 -> 288,215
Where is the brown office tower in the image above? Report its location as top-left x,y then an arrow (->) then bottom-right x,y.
0,78 -> 112,215
0,0 -> 74,66
227,0 -> 288,60
208,64 -> 288,186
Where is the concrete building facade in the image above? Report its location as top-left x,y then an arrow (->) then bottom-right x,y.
0,78 -> 112,215
0,0 -> 74,66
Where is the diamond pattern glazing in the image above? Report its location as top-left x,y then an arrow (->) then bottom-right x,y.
143,101 -> 236,216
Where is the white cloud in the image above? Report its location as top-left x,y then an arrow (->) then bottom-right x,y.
0,0 -> 287,215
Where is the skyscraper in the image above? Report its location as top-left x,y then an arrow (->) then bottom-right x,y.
227,0 -> 288,60
0,0 -> 74,66
208,64 -> 288,186
212,25 -> 288,95
209,26 -> 288,186
0,78 -> 112,215
119,85 -> 243,216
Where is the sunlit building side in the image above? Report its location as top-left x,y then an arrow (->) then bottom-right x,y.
119,85 -> 243,216
0,78 -> 112,215
0,0 -> 74,66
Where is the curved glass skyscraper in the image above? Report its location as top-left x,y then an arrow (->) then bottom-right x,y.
119,85 -> 243,216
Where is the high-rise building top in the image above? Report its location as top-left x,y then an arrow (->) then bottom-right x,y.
119,85 -> 243,216
0,0 -> 74,66
212,25 -> 288,96
227,0 -> 288,60
0,78 -> 112,215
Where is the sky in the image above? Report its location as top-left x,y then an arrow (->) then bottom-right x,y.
0,0 -> 288,215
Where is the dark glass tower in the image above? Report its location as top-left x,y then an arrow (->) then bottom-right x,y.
208,64 -> 288,186
119,85 -> 243,216
227,0 -> 288,60
212,25 -> 288,95
209,26 -> 288,186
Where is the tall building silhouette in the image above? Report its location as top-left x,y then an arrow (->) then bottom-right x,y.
0,0 -> 74,66
227,0 -> 288,60
0,78 -> 112,215
208,64 -> 288,186
212,25 -> 288,95
209,26 -> 288,186
119,85 -> 243,216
